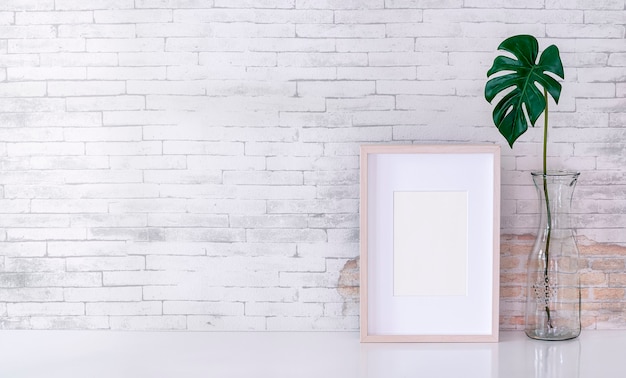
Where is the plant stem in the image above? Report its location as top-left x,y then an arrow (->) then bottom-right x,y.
542,88 -> 554,329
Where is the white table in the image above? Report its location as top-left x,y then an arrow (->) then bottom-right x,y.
0,330 -> 624,377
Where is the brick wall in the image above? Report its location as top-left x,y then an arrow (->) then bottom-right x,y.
0,0 -> 624,331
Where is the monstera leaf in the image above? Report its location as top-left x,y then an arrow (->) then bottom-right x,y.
485,35 -> 564,147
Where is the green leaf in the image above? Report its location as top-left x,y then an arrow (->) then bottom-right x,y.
485,35 -> 564,147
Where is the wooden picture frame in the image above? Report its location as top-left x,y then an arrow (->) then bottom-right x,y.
360,144 -> 500,342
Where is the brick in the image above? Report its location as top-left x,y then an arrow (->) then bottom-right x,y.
298,80 -> 374,97
66,97 -> 145,112
166,37 -> 249,52
147,228 -> 246,242
385,0 -> 460,7
336,38 -> 413,52
247,229 -> 327,243
578,67 -> 626,82
267,156 -> 358,171
464,0 -> 544,7
0,288 -> 63,302
186,199 -> 267,214
8,67 -> 86,81
268,199 -> 358,214
368,51 -> 447,66
16,11 -> 92,24
0,25 -> 56,38
277,52 -> 368,67
7,228 -> 86,241
66,257 -> 145,272
581,272 -> 608,286
7,303 -> 85,316
215,0 -> 294,7
187,315 -> 266,331
424,9 -> 583,23
0,214 -> 69,228
41,53 -> 118,67
87,141 -> 162,155
280,113 -> 351,128
47,241 -> 129,257
55,0 -> 133,9
0,82 -> 45,97
546,0 -> 625,9
88,67 -> 166,80
266,316 -> 358,331
147,213 -> 228,227
72,214 -> 147,228
0,199 -> 30,213
337,67 -> 415,80
119,52 -> 197,66
48,81 -> 126,96
59,24 -> 135,39
223,171 -> 303,185
32,156 -> 110,170
87,302 -> 162,316
246,302 -> 323,317
547,24 -> 625,38
186,155 -> 265,170
103,271 -> 192,286
585,11 -> 626,24
95,9 -> 172,23
280,271 -> 340,287
335,9 -> 422,23
296,24 -> 385,38
87,38 -> 165,52
327,96 -> 395,111
28,316 -> 110,330
296,0 -> 383,9
0,243 -> 46,257
248,38 -> 335,52
230,215 -> 308,229
204,81 -> 295,97
212,23 -> 295,38
302,123 -> 391,141
173,9 -> 333,23
0,0 -> 54,11
6,272 -> 101,288
110,316 -> 186,330
127,80 -> 205,95
144,170 -> 222,184
593,288 -> 625,300
163,301 -> 243,316
8,39 -> 84,53
64,127 -> 144,142
0,13 -> 11,24
163,141 -> 243,155
65,287 -> 143,302
146,94 -> 325,112
0,53 -> 39,67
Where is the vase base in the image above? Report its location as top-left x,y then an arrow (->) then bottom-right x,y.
525,328 -> 581,341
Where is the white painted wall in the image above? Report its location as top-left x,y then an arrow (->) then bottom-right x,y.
0,0 -> 624,330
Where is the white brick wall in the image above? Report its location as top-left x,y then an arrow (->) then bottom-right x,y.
0,1 -> 624,331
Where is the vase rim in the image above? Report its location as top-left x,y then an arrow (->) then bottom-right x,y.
530,170 -> 580,178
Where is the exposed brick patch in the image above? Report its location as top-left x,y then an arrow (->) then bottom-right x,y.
500,234 -> 626,330
337,257 -> 359,310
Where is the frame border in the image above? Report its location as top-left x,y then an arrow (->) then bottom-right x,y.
359,144 -> 501,343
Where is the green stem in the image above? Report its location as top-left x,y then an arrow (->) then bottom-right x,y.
542,88 -> 554,329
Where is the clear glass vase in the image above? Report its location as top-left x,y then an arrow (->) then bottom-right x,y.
525,171 -> 581,341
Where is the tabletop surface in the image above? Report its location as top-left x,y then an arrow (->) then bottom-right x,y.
0,330 -> 624,377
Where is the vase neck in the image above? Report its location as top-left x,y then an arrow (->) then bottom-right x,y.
531,171 -> 579,229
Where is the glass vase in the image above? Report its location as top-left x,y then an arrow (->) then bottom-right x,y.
525,171 -> 581,341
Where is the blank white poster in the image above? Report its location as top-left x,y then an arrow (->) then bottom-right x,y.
393,191 -> 468,297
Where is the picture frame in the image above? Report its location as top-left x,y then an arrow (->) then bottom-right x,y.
360,144 -> 500,342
